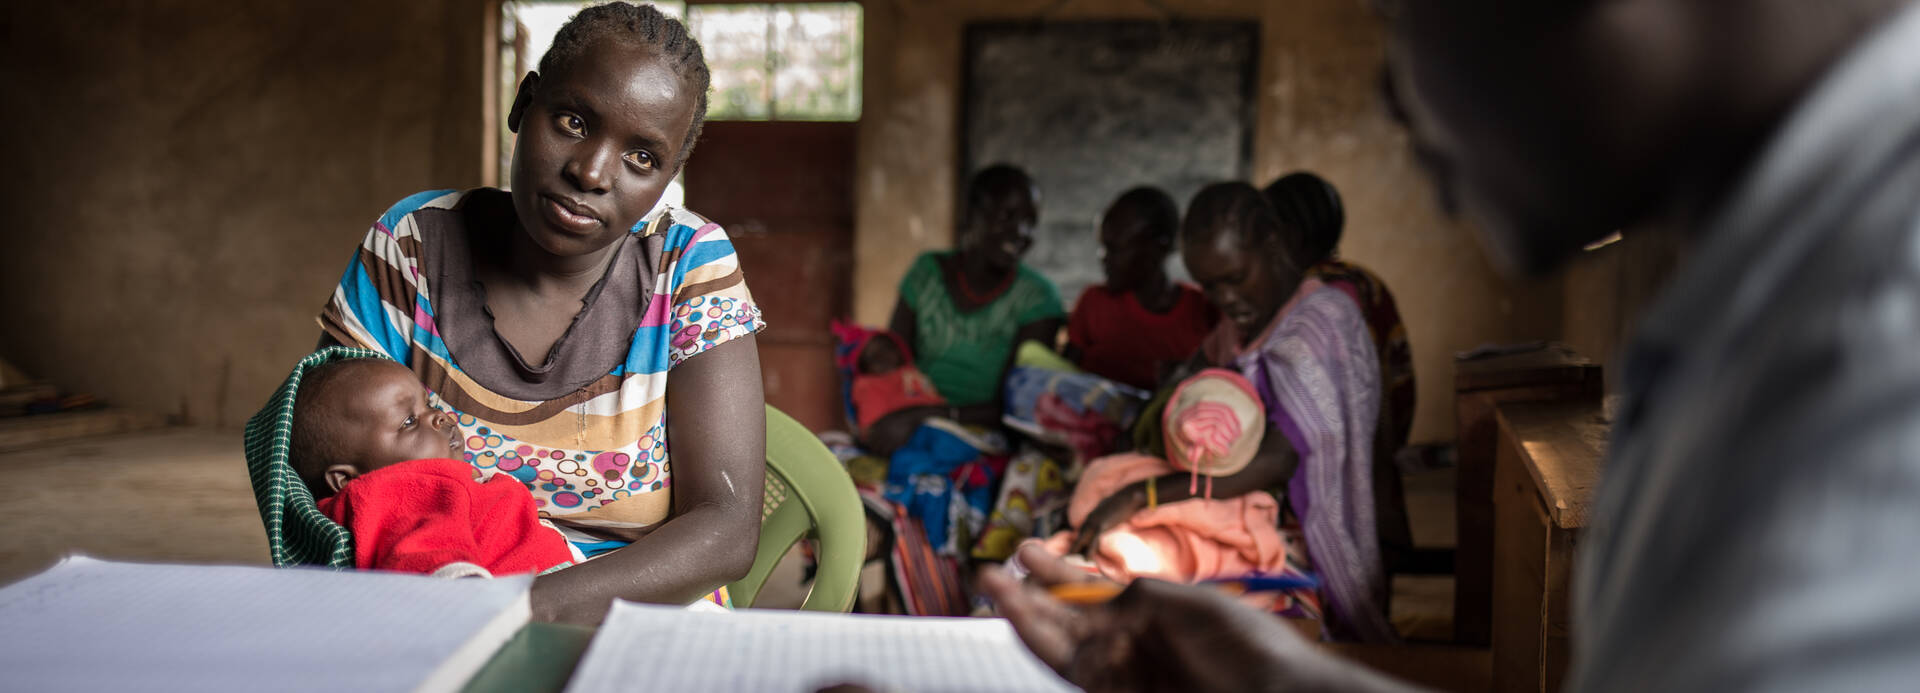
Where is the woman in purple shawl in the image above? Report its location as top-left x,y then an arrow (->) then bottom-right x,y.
1071,182 -> 1394,642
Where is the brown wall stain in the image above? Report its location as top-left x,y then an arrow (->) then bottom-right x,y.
0,1 -> 489,426
853,0 -> 1563,443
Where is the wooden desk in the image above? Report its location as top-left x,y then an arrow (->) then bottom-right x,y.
1453,346 -> 1602,645
1490,400 -> 1607,693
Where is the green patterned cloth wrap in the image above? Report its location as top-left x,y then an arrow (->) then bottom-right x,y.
244,346 -> 386,568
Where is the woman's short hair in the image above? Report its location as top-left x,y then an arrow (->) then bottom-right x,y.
1184,181 -> 1306,269
1108,186 -> 1182,248
964,164 -> 1037,221
540,2 -> 712,169
1261,171 -> 1345,265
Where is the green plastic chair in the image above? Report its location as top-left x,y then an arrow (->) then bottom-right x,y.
726,405 -> 866,612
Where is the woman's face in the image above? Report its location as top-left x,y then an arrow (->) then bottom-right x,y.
1182,225 -> 1301,340
1097,206 -> 1169,293
508,39 -> 697,258
960,186 -> 1038,275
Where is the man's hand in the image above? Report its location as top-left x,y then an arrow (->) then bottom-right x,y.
979,543 -> 1117,676
980,543 -> 1422,693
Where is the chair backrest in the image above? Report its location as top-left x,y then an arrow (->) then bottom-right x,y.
727,405 -> 865,612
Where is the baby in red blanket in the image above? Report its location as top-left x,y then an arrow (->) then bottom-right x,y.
838,324 -> 947,433
290,357 -> 576,578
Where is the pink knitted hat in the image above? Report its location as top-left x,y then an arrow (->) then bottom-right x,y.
1162,368 -> 1266,499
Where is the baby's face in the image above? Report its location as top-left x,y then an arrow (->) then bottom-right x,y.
332,361 -> 463,473
857,338 -> 904,374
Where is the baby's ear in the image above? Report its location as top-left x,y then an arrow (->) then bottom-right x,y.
323,464 -> 361,495
507,72 -> 539,134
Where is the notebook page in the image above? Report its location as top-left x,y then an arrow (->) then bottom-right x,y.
565,601 -> 1078,693
0,555 -> 530,693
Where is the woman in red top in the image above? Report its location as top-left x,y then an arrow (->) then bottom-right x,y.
1066,187 -> 1218,390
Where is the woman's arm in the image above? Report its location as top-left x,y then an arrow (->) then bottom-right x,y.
1069,421 -> 1298,555
1062,302 -> 1091,366
529,336 -> 767,624
861,405 -> 945,455
888,300 -> 917,352
976,316 -> 1066,423
1159,349 -> 1210,389
1013,318 -> 1063,359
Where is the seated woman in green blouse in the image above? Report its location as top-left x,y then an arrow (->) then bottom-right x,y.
875,164 -> 1065,452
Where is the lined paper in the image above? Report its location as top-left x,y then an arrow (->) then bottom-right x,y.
566,601 -> 1078,693
0,555 -> 530,693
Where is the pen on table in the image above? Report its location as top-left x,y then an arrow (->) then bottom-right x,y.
1045,574 -> 1320,605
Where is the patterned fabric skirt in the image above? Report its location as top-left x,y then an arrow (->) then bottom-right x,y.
822,426 -> 1074,615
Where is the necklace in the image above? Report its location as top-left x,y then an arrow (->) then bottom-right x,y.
954,263 -> 1016,306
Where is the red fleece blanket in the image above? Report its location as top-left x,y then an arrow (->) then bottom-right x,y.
318,458 -> 574,576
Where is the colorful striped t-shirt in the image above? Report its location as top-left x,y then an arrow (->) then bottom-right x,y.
319,189 -> 764,560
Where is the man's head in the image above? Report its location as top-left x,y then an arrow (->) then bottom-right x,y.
1379,0 -> 1911,274
1378,1 -> 1677,273
291,358 -> 463,498
1098,187 -> 1181,292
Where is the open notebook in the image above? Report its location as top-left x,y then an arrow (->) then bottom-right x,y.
565,601 -> 1077,693
0,555 -> 530,692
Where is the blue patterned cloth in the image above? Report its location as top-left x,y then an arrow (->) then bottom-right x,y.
882,421 -> 1005,555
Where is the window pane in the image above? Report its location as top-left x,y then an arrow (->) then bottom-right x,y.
772,4 -> 862,121
691,5 -> 773,121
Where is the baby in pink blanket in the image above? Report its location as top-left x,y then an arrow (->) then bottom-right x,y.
1045,369 -> 1292,590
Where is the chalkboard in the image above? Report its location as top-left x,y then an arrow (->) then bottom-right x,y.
962,21 -> 1258,303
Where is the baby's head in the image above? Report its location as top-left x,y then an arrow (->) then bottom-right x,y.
856,334 -> 910,375
1162,368 -> 1267,498
290,358 -> 461,498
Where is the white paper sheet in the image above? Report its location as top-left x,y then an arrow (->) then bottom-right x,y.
0,555 -> 530,693
565,600 -> 1078,693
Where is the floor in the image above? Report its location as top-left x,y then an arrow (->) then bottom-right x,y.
1396,465 -> 1459,641
0,428 -> 270,586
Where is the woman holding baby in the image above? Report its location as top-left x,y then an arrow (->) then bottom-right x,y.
314,4 -> 764,623
1058,182 -> 1397,643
